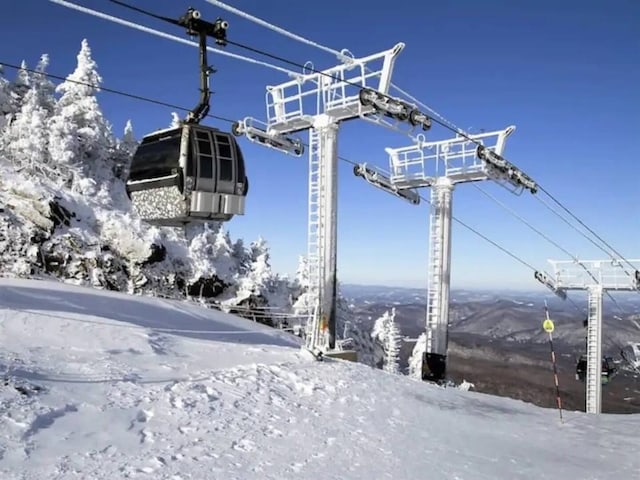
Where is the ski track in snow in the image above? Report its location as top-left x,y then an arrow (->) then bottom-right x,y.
0,279 -> 639,479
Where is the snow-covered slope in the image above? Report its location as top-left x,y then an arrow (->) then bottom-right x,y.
1,279 -> 639,479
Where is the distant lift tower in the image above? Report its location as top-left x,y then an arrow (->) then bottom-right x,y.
232,44 -> 432,356
360,127 -> 538,382
541,259 -> 640,414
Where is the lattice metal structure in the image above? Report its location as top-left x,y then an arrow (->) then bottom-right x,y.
364,126 -> 536,382
549,259 -> 640,291
545,259 -> 640,414
233,43 -> 433,356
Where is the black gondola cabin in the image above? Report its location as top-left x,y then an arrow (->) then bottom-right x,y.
126,124 -> 248,226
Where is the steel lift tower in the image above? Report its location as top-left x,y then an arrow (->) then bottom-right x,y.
357,128 -> 538,382
232,44 -> 432,357
541,259 -> 640,413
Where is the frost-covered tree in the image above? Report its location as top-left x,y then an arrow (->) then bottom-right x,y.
32,55 -> 56,115
213,228 -> 237,285
0,66 -> 12,129
8,61 -> 30,115
225,237 -> 292,325
2,55 -> 57,179
112,119 -> 137,182
231,237 -> 250,278
2,87 -> 51,177
371,308 -> 402,374
234,237 -> 273,302
48,39 -> 116,193
187,223 -> 225,294
408,332 -> 427,379
291,255 -> 312,314
169,112 -> 181,128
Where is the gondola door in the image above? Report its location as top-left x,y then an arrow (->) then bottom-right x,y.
192,128 -> 217,195
189,127 -> 218,219
213,132 -> 236,195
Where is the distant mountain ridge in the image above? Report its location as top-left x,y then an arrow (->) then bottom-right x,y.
341,283 -> 640,353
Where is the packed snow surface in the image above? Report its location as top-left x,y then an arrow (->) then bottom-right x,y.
1,279 -> 639,479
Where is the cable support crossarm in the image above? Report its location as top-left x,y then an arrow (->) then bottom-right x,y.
223,36 -> 473,139
49,0 -> 299,77
337,151 -> 540,273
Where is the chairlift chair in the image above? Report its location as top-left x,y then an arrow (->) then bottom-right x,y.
575,355 -> 618,384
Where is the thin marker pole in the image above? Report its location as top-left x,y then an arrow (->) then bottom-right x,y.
543,301 -> 563,423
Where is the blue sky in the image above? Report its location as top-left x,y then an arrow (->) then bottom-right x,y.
1,0 -> 638,290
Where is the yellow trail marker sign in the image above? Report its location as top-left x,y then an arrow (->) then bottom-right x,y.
543,319 -> 555,333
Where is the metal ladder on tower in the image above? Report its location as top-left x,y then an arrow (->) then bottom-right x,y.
306,127 -> 323,350
426,189 -> 444,352
585,287 -> 601,412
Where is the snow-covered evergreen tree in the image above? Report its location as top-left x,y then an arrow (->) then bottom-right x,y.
371,308 -> 402,374
231,237 -> 250,278
212,227 -> 237,285
2,55 -> 56,179
112,119 -> 137,181
234,237 -> 273,303
169,112 -> 181,128
2,88 -> 50,176
186,222 -> 225,299
8,61 -> 30,115
32,55 -> 56,115
291,255 -> 312,315
385,316 -> 402,374
48,39 -> 116,194
408,332 -> 427,379
0,66 -> 12,129
224,237 -> 292,325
